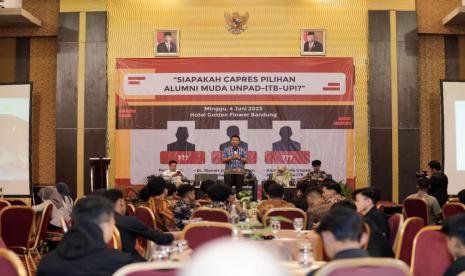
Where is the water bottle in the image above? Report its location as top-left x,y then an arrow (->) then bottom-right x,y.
230,204 -> 240,225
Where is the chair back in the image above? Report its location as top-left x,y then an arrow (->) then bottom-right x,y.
0,248 -> 27,276
411,226 -> 453,276
263,208 -> 307,230
442,202 -> 465,220
403,198 -> 429,225
107,227 -> 122,251
315,257 -> 411,276
31,202 -> 53,250
135,206 -> 157,230
113,261 -> 183,276
60,216 -> 69,233
181,222 -> 233,251
5,200 -> 26,206
192,208 -> 229,223
0,207 -> 35,252
388,213 -> 404,249
395,217 -> 424,266
0,200 -> 11,212
127,204 -> 136,216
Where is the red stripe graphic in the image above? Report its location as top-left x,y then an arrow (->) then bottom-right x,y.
128,81 -> 140,85
128,77 -> 146,80
327,83 -> 340,86
338,116 -> 352,121
323,87 -> 340,91
333,121 -> 352,126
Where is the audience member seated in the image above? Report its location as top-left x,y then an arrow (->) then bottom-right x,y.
166,183 -> 178,207
333,199 -> 394,257
33,186 -> 72,231
197,179 -> 215,203
139,176 -> 178,232
321,180 -> 345,206
458,189 -> 465,205
271,164 -> 293,187
305,186 -> 327,227
291,181 -> 314,212
37,196 -> 136,276
406,178 -> 442,225
205,184 -> 247,221
307,207 -> 368,276
98,189 -> 174,261
173,184 -> 200,230
442,213 -> 465,276
56,181 -> 74,212
354,187 -> 388,236
257,182 -> 295,221
427,160 -> 449,207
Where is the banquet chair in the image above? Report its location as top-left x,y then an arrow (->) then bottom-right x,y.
135,206 -> 157,230
315,257 -> 411,276
0,239 -> 6,249
262,207 -> 307,230
127,204 -> 136,216
108,227 -> 123,251
181,222 -> 233,250
29,202 -> 53,268
410,226 -> 453,276
191,208 -> 229,223
0,248 -> 28,276
0,206 -> 35,275
388,213 -> 404,249
395,217 -> 424,266
403,198 -> 429,225
60,216 -> 69,233
5,199 -> 26,206
113,261 -> 184,276
442,202 -> 465,220
0,200 -> 11,212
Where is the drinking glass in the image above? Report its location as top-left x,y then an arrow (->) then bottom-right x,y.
293,218 -> 304,237
270,218 -> 281,236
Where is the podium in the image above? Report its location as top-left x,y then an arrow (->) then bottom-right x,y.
89,157 -> 111,192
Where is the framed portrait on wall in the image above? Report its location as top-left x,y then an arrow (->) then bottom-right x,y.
155,29 -> 179,57
300,29 -> 325,56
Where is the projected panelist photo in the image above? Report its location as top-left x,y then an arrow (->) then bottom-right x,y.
155,29 -> 179,57
167,127 -> 196,151
301,29 -> 326,56
272,126 -> 301,151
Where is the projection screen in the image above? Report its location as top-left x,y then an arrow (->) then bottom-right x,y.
442,81 -> 465,195
0,83 -> 32,196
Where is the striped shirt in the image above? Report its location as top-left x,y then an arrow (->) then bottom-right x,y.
223,146 -> 248,174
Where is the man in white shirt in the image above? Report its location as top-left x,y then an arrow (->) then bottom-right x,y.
162,160 -> 187,186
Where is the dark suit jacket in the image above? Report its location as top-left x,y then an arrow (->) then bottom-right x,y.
304,41 -> 323,52
307,249 -> 369,276
157,42 -> 177,53
272,140 -> 301,151
167,141 -> 195,151
428,172 -> 449,207
364,207 -> 389,237
444,256 -> 465,276
115,213 -> 173,260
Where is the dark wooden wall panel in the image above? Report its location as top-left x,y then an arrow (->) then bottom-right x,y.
370,129 -> 393,200
369,11 -> 392,200
84,12 -> 107,194
84,129 -> 107,195
56,12 -> 79,198
56,129 -> 77,197
445,36 -> 459,80
15,38 -> 30,82
397,11 -> 420,201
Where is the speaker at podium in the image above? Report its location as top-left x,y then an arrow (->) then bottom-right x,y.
89,157 -> 111,192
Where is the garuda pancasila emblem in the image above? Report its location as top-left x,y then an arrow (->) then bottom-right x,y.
224,12 -> 249,34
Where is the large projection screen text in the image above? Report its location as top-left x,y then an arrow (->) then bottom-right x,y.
0,84 -> 32,196
442,81 -> 465,195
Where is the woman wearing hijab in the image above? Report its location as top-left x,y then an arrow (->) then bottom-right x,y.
272,164 -> 293,187
33,186 -> 71,230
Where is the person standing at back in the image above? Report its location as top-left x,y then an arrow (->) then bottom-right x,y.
427,160 -> 449,207
223,135 -> 248,193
